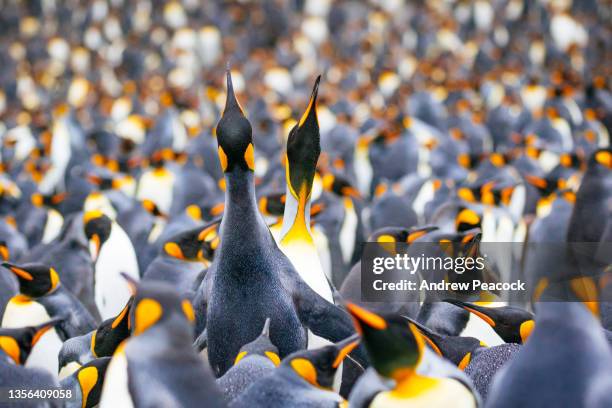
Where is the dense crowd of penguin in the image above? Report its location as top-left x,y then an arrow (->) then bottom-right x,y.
0,0 -> 611,407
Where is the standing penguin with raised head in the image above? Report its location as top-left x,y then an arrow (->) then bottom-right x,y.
193,70 -> 365,378
278,75 -> 334,305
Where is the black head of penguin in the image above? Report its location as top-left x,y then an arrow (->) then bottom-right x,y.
216,70 -> 255,174
282,333 -> 360,389
162,224 -> 216,262
233,318 -> 281,367
83,210 -> 112,261
321,171 -> 361,199
258,192 -> 286,217
346,303 -> 424,380
404,317 -> 483,369
142,199 -> 167,219
71,357 -> 111,408
91,297 -> 133,357
30,192 -> 67,208
0,317 -> 63,365
123,276 -> 195,337
2,262 -> 60,298
444,300 -> 535,344
285,76 -> 321,201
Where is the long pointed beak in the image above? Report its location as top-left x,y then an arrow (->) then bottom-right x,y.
332,333 -> 361,368
3,262 -> 33,281
297,75 -> 321,128
32,317 -> 63,346
224,68 -> 244,116
444,299 -> 496,327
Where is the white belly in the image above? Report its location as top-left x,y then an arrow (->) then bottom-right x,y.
371,378 -> 476,408
42,209 -> 63,244
95,226 -> 140,320
461,309 -> 504,347
99,352 -> 134,408
339,198 -> 357,264
2,299 -> 62,375
279,241 -> 333,303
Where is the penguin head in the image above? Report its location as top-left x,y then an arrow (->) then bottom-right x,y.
83,210 -> 112,261
3,262 -> 61,297
346,303 -> 424,381
283,334 -> 360,389
285,76 -> 321,203
234,318 -> 281,367
91,297 -> 133,357
0,317 -> 63,364
30,192 -> 67,208
405,317 -> 484,369
216,70 -> 255,174
72,357 -> 111,408
125,278 -> 195,336
444,300 -> 535,344
372,225 -> 439,255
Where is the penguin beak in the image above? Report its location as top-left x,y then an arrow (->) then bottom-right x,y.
32,317 -> 63,346
444,299 -> 496,327
89,234 -> 101,261
346,302 -> 387,333
297,75 -> 320,129
3,262 -> 34,281
407,226 -> 438,243
332,334 -> 361,368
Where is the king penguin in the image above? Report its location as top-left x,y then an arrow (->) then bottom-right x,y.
1,262 -> 97,374
278,75 -> 335,305
346,303 -> 480,408
0,319 -> 62,391
99,279 -> 225,408
58,297 -> 132,379
229,334 -> 360,408
217,318 -> 281,402
193,70 -> 365,378
60,357 -> 111,408
486,276 -> 612,408
83,209 -> 140,319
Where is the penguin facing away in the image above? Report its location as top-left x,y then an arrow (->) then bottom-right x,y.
216,318 -> 280,401
229,334 -> 360,407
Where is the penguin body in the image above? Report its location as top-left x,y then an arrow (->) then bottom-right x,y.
83,210 -> 140,319
464,343 -> 521,402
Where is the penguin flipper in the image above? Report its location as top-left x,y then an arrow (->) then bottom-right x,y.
194,328 -> 207,352
293,280 -> 368,367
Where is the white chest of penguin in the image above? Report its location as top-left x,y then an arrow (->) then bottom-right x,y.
370,378 -> 477,408
94,225 -> 140,320
2,299 -> 63,374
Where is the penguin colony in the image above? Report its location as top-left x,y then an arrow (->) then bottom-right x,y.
0,0 -> 610,407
